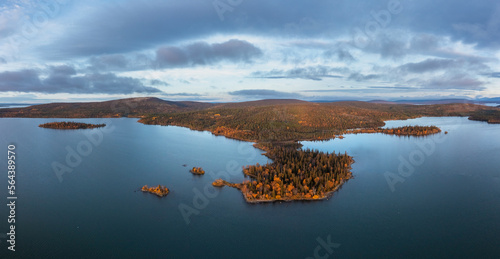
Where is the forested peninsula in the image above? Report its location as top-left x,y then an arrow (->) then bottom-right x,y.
214,142 -> 353,203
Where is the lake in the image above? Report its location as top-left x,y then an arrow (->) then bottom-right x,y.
0,117 -> 499,258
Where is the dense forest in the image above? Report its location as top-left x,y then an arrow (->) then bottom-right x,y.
139,102 -> 498,142
39,122 -> 106,129
1,98 -> 499,134
468,110 -> 500,124
346,125 -> 441,136
4,97 -> 499,203
215,142 -> 354,202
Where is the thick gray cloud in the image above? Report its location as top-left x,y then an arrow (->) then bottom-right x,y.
380,0 -> 500,48
156,47 -> 188,67
87,54 -> 157,72
363,35 -> 408,59
302,86 -> 417,95
49,65 -> 77,76
37,0 -> 351,58
160,92 -> 201,97
84,39 -> 261,71
348,73 -> 380,82
0,66 -> 161,94
155,39 -> 262,67
399,59 -> 457,73
323,48 -> 356,62
414,74 -> 485,90
251,66 -> 345,81
2,0 -> 499,101
361,32 -> 496,61
89,54 -> 129,71
150,79 -> 169,86
485,72 -> 500,78
335,49 -> 356,62
0,69 -> 42,90
14,0 -> 499,61
397,58 -> 490,76
229,89 -> 302,99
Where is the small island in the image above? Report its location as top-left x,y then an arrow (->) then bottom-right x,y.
39,121 -> 106,129
212,142 -> 354,203
346,125 -> 441,136
141,185 -> 170,197
189,167 -> 205,175
212,179 -> 241,188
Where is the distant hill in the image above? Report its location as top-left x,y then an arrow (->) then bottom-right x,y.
214,99 -> 309,108
1,97 -> 499,140
0,97 -> 214,118
368,98 -> 500,105
139,100 -> 499,142
369,99 -> 475,105
477,97 -> 500,103
0,103 -> 36,107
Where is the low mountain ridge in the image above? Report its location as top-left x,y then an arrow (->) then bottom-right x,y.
1,98 -> 499,133
0,97 -> 213,118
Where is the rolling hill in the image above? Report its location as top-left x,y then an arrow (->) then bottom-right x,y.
1,97 -> 499,142
0,97 -> 214,118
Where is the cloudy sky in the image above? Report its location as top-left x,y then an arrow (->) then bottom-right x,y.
1,0 -> 499,103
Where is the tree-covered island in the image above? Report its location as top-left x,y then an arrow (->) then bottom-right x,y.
4,97 -> 498,203
345,125 -> 441,136
39,121 -> 106,129
213,142 -> 353,203
189,167 -> 205,175
141,185 -> 170,197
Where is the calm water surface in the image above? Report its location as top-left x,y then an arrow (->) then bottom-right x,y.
0,117 -> 499,258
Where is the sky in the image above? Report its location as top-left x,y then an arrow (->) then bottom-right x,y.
0,0 -> 500,103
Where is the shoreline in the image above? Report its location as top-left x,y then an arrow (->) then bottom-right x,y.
214,174 -> 354,204
137,116 -> 470,144
39,121 -> 106,130
239,178 -> 352,204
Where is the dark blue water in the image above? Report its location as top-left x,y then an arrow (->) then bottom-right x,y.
0,117 -> 499,258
